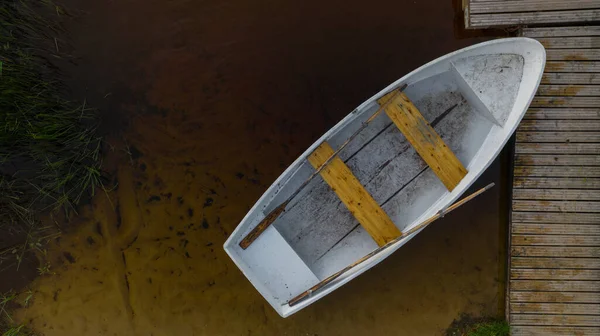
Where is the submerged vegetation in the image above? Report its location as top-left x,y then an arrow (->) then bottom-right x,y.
0,1 -> 102,231
1,1 -> 103,331
446,315 -> 510,336
1,291 -> 35,336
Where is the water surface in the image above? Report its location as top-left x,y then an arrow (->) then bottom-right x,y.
13,0 -> 508,334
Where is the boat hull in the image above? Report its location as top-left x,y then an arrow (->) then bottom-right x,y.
224,38 -> 546,317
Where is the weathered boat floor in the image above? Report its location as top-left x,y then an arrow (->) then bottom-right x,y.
508,26 -> 600,336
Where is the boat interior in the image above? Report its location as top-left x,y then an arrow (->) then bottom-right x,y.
233,53 -> 525,305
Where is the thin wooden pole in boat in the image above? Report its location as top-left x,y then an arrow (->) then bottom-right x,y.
239,84 -> 408,249
287,182 -> 495,307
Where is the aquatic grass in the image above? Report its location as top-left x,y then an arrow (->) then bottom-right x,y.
0,0 -> 103,255
446,315 -> 510,336
466,320 -> 509,336
0,291 -> 35,336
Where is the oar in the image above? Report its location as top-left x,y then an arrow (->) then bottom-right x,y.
239,84 -> 408,249
287,182 -> 495,307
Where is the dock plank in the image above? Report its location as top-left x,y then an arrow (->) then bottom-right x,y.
513,189 -> 600,200
512,223 -> 600,235
512,200 -> 600,213
511,314 -> 600,327
471,1 -> 600,15
512,326 -> 600,336
524,108 -> 600,120
515,155 -> 600,166
514,166 -> 600,177
537,85 -> 600,96
511,280 -> 600,292
512,211 -> 600,224
536,37 -> 600,49
547,49 -> 600,61
517,131 -> 600,143
518,120 -> 600,131
523,26 -> 600,38
514,177 -> 600,189
515,143 -> 600,154
307,142 -> 401,246
531,96 -> 600,108
511,234 -> 600,246
512,257 -> 600,269
469,9 -> 600,29
542,73 -> 600,85
511,303 -> 600,315
512,246 -> 600,257
511,269 -> 600,281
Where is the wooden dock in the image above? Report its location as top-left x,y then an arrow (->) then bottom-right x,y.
508,26 -> 600,335
463,0 -> 600,29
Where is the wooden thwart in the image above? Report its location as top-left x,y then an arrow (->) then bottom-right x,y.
307,142 -> 401,247
377,92 -> 467,191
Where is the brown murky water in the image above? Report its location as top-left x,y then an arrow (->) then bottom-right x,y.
9,0 -> 511,334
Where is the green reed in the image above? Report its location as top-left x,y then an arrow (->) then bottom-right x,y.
0,0 -> 103,238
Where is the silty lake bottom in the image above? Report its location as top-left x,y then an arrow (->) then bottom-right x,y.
5,0 -> 512,334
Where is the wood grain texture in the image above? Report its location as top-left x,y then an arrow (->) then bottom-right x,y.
517,131 -> 600,143
513,189 -> 600,200
307,142 -> 401,246
536,37 -> 600,49
512,314 -> 600,326
471,0 -> 600,15
469,9 -> 600,28
515,143 -> 600,154
511,269 -> 600,281
542,72 -> 600,84
512,223 -> 600,235
523,26 -> 600,38
518,120 -> 600,131
513,211 -> 600,224
514,177 -> 600,189
511,302 -> 600,315
512,200 -> 600,213
514,166 -> 600,177
524,108 -> 600,119
547,49 -> 600,61
515,155 -> 600,166
537,85 -> 600,96
510,280 -> 600,292
512,326 -> 600,336
512,257 -> 600,269
512,246 -> 600,257
511,234 -> 600,246
378,92 -> 467,191
531,96 -> 600,107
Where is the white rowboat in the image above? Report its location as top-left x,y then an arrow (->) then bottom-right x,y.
224,38 -> 546,317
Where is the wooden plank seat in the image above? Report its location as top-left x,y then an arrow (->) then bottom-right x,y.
308,92 -> 467,246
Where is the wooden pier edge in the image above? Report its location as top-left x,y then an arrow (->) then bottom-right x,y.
507,25 -> 600,335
